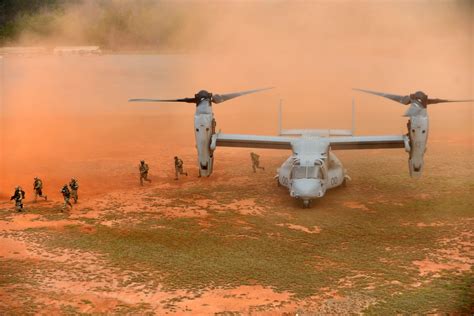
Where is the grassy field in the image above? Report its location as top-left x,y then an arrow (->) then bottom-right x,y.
0,146 -> 472,314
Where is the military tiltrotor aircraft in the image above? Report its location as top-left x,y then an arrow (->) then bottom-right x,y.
130,88 -> 472,208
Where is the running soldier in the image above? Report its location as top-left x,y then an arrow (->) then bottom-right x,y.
250,152 -> 265,173
33,177 -> 48,202
69,178 -> 79,204
60,184 -> 73,211
174,156 -> 188,180
139,160 -> 151,185
10,186 -> 26,212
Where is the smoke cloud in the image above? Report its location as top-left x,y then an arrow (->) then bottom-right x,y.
1,0 -> 472,197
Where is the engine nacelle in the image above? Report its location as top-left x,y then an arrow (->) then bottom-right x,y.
406,114 -> 429,178
194,113 -> 216,177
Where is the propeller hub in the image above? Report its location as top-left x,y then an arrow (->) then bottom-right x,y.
195,90 -> 212,102
410,91 -> 428,106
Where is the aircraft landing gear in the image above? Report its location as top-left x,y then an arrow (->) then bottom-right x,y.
303,199 -> 311,208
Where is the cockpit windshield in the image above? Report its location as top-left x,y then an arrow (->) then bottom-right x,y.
291,165 -> 323,179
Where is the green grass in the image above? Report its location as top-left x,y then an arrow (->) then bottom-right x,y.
22,191 -> 471,304
365,273 -> 474,314
1,148 -> 472,313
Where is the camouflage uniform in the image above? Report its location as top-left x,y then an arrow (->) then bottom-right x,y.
139,160 -> 151,185
10,187 -> 26,212
60,185 -> 73,211
33,177 -> 47,202
69,178 -> 79,204
174,156 -> 188,180
250,152 -> 265,173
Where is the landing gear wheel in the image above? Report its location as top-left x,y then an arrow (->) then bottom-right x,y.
277,178 -> 281,187
303,200 -> 311,208
342,178 -> 347,187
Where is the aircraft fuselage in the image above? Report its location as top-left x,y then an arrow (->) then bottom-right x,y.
276,137 -> 348,207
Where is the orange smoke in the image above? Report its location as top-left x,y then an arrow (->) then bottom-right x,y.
0,1 -> 472,198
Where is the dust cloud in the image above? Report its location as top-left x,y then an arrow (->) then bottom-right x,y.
0,0 -> 472,198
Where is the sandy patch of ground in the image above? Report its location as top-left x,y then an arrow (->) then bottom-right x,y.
0,213 -> 80,231
277,223 -> 321,234
227,199 -> 265,215
413,259 -> 471,276
343,201 -> 370,212
416,222 -> 447,227
0,237 -> 33,259
416,193 -> 431,200
173,286 -> 293,314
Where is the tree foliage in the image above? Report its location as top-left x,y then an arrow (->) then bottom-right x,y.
0,0 -> 68,43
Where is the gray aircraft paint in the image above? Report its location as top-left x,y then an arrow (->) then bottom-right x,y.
130,87 -> 472,208
354,89 -> 472,178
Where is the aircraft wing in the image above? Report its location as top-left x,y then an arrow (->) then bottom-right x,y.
328,135 -> 407,150
215,133 -> 293,150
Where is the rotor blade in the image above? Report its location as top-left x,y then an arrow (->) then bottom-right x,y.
427,98 -> 474,105
212,87 -> 274,104
128,97 -> 196,103
353,88 -> 411,105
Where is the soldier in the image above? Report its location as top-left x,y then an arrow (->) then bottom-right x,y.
69,178 -> 79,204
10,186 -> 26,212
250,152 -> 265,173
174,156 -> 188,180
33,177 -> 48,202
60,184 -> 73,211
139,160 -> 151,185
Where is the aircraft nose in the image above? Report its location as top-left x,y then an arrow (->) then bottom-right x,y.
291,179 -> 323,199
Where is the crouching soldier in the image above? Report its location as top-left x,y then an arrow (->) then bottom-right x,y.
250,152 -> 265,173
139,160 -> 152,185
33,177 -> 48,202
60,184 -> 73,211
69,178 -> 79,204
10,186 -> 26,212
174,156 -> 188,180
